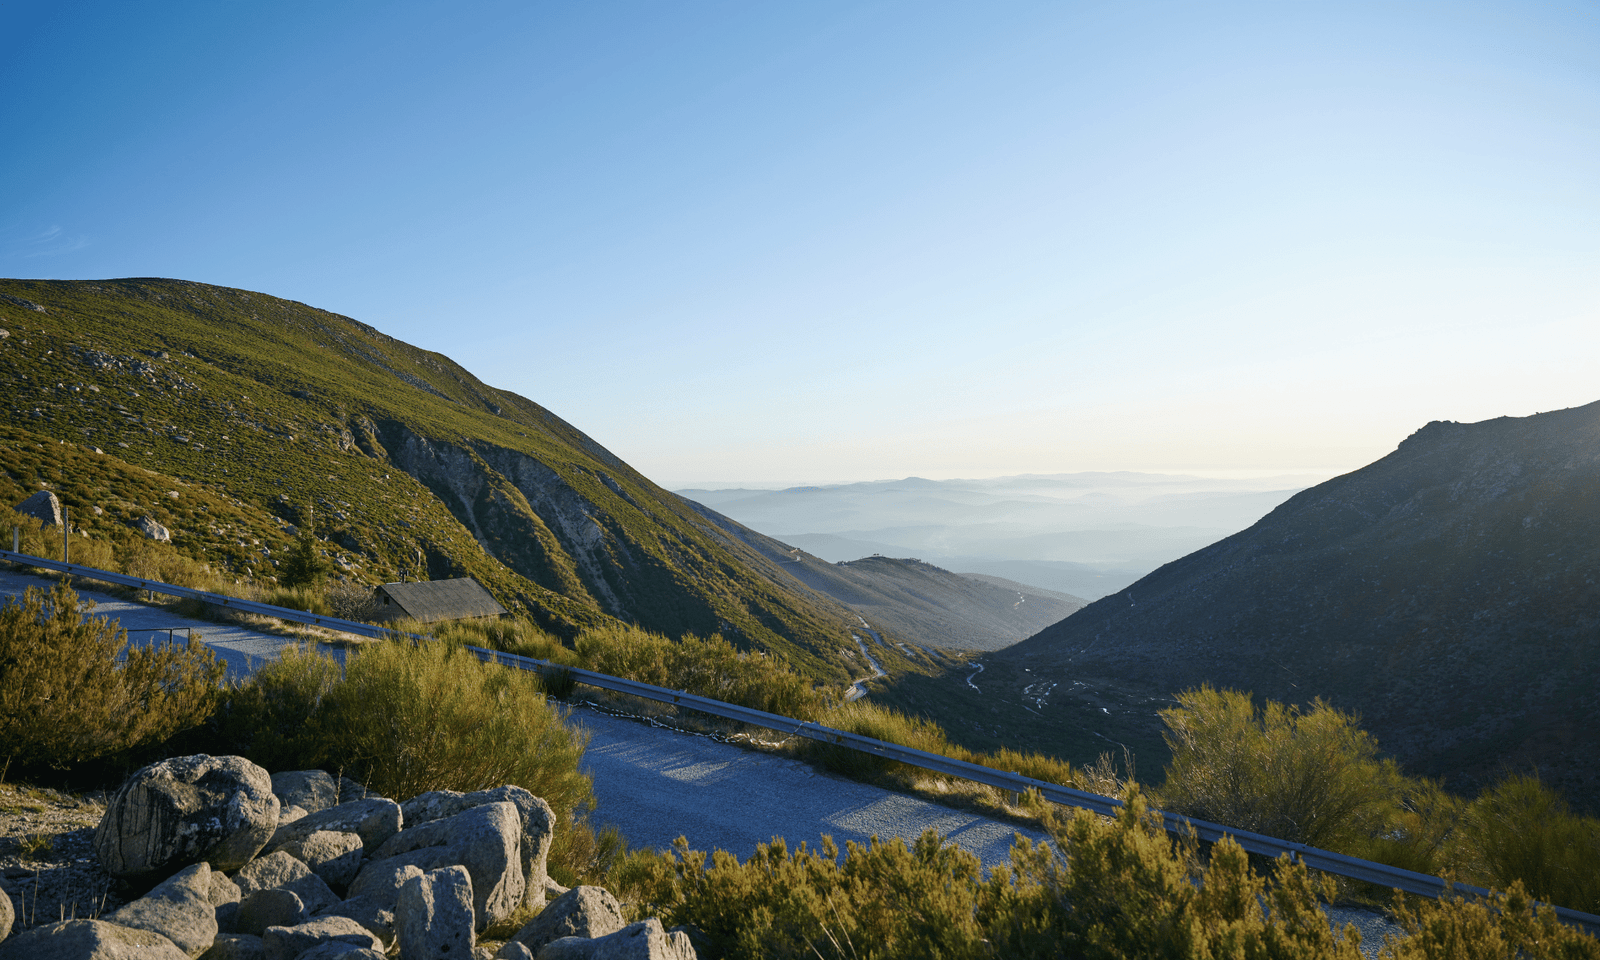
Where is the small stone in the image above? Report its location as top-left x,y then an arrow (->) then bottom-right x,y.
536,919 -> 698,960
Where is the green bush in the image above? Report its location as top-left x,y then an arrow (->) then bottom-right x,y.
220,639 -> 594,821
801,700 -> 953,783
1158,685 -> 1406,852
1379,880 -> 1600,960
610,786 -> 1368,960
1451,775 -> 1600,915
259,586 -> 332,616
278,531 -> 329,589
0,582 -> 223,777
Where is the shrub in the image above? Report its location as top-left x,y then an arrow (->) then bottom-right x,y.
259,586 -> 331,616
278,531 -> 329,589
1158,685 -> 1406,852
1379,880 -> 1600,959
610,786 -> 1366,960
0,582 -> 223,778
1451,775 -> 1600,914
220,639 -> 594,820
801,700 -> 953,783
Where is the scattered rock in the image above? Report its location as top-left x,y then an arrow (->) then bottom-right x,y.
236,888 -> 306,938
135,515 -> 172,542
396,865 -> 475,960
537,919 -> 697,960
14,490 -> 63,527
0,918 -> 188,960
505,886 -> 626,956
495,942 -> 534,960
94,755 -> 279,881
103,861 -> 218,955
316,894 -> 397,948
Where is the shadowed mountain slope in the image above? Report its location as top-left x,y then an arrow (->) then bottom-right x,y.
984,403 -> 1600,809
0,278 -> 869,680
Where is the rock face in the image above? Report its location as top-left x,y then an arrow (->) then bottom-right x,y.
395,865 -> 475,960
0,918 -> 189,960
103,861 -> 218,955
13,490 -> 62,527
505,885 -> 626,956
94,755 -> 280,880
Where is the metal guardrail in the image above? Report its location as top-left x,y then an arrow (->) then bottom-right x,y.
5,550 -> 1597,928
0,549 -> 429,643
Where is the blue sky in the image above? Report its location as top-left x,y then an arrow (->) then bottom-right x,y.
4,2 -> 1596,486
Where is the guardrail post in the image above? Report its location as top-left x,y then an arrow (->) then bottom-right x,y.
11,526 -> 17,553
63,506 -> 70,565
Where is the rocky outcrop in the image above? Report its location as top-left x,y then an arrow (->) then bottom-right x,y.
84,761 -> 693,960
136,515 -> 173,542
94,755 -> 279,881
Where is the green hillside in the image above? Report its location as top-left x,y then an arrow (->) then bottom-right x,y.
0,278 -> 869,682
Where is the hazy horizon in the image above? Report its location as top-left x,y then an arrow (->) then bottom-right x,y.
5,2 -> 1594,485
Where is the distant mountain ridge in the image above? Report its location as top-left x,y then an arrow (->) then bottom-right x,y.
985,403 -> 1600,809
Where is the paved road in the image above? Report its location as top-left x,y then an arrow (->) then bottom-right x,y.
0,566 -> 1397,952
0,569 -> 333,679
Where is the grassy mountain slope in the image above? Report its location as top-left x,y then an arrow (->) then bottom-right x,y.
966,403 -> 1600,810
0,278 -> 868,681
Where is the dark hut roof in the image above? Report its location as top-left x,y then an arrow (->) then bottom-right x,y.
375,578 -> 506,623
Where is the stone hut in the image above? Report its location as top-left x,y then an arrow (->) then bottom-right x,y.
371,577 -> 507,624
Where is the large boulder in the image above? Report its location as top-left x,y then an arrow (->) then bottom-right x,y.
269,771 -> 339,816
358,801 -> 523,930
236,889 -> 306,938
315,894 -> 398,950
95,755 -> 279,881
395,865 -> 475,960
103,861 -> 218,955
267,798 -> 400,853
537,919 -> 698,960
198,934 -> 266,960
210,871 -> 242,935
0,918 -> 188,960
259,917 -> 382,960
503,886 -> 625,957
14,490 -> 63,527
136,515 -> 172,542
0,882 -> 11,943
401,786 -> 555,909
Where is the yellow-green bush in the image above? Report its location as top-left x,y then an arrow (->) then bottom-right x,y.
610,786 -> 1368,960
1452,775 -> 1600,915
216,643 -> 343,773
1380,880 -> 1600,960
801,700 -> 954,783
0,582 -> 223,777
1159,685 -> 1406,851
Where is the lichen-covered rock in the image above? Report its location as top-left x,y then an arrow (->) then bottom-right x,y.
0,918 -> 188,959
267,798 -> 400,853
259,916 -> 382,960
505,886 -> 625,956
0,882 -> 11,944
361,801 -> 523,930
103,861 -> 218,955
401,786 -> 555,909
269,771 -> 339,816
396,865 -> 475,960
316,894 -> 397,948
233,852 -> 338,916
272,830 -> 363,892
94,755 -> 279,881
536,919 -> 698,960
136,515 -> 172,542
